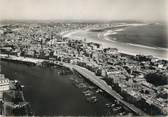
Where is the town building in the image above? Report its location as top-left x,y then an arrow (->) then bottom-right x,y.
0,74 -> 10,92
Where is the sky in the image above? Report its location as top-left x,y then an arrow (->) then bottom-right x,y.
0,0 -> 167,22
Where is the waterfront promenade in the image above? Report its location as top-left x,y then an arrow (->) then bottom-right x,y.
63,63 -> 147,116
0,54 -> 45,64
0,54 -> 146,115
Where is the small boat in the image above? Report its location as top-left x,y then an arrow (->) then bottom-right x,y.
86,97 -> 97,103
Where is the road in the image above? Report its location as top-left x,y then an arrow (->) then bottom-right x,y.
0,54 -> 146,115
63,63 -> 147,116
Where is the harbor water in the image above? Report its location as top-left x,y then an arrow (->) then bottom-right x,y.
0,61 -> 119,116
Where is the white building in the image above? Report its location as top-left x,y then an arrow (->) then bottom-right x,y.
0,74 -> 10,92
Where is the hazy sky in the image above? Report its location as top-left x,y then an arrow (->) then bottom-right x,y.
0,0 -> 167,22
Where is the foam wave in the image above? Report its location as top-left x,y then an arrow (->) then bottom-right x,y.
126,43 -> 168,51
103,28 -> 125,37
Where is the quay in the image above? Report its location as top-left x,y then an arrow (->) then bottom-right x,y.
0,54 -> 45,65
0,54 -> 147,115
63,63 -> 147,116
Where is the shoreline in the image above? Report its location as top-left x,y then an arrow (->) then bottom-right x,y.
0,54 -> 146,115
102,27 -> 168,51
0,54 -> 45,64
62,29 -> 168,60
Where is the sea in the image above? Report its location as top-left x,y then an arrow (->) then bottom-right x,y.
66,22 -> 168,60
0,21 -> 167,115
106,23 -> 167,49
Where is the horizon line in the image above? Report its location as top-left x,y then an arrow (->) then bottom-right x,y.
0,19 -> 166,24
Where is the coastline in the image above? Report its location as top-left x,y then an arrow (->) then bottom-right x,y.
62,29 -> 168,60
1,21 -> 167,116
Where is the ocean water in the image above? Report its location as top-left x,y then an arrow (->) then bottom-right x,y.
107,23 -> 167,49
68,28 -> 168,59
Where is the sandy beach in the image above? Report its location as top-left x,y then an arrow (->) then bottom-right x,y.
63,30 -> 168,60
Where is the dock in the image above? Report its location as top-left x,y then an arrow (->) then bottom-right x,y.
63,63 -> 147,116
0,54 -> 44,65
